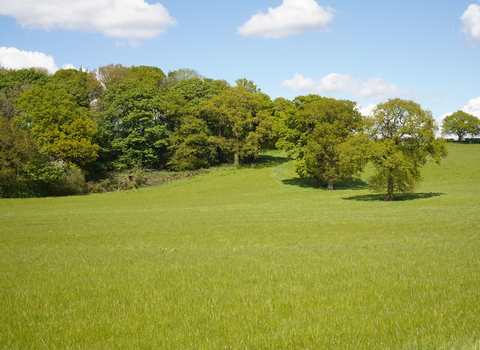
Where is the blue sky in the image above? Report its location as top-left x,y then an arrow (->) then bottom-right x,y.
1,0 -> 479,125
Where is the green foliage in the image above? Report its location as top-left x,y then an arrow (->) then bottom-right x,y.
275,95 -> 370,189
48,164 -> 87,196
0,67 -> 52,121
0,67 -> 50,93
201,82 -> 274,165
115,165 -> 148,190
0,116 -> 40,197
168,115 -> 218,171
442,110 -> 480,142
97,63 -> 134,88
130,65 -> 165,87
15,83 -> 100,167
369,98 -> 448,201
99,79 -> 169,170
161,68 -> 205,88
52,68 -> 102,108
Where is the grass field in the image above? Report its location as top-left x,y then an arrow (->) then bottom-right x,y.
1,143 -> 479,349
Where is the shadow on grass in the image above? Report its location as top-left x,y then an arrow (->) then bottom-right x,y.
343,192 -> 446,202
282,177 -> 368,190
248,154 -> 290,169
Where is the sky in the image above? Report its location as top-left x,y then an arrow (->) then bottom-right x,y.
0,0 -> 479,125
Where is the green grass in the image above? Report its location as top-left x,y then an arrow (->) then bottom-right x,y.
1,143 -> 479,349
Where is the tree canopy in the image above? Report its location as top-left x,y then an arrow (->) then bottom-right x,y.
15,83 -> 100,167
442,110 -> 480,142
368,98 -> 447,201
275,95 -> 369,190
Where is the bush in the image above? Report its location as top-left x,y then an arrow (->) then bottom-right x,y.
48,165 -> 87,196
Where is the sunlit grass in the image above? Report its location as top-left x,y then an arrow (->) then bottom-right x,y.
1,143 -> 479,349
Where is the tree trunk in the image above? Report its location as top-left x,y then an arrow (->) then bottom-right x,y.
384,176 -> 394,201
326,180 -> 334,191
314,178 -> 324,188
234,152 -> 240,166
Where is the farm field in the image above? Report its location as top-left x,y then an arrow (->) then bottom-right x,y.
1,143 -> 479,349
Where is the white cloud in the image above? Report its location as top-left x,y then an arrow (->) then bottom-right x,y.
463,96 -> 480,117
0,47 -> 58,73
0,0 -> 176,46
358,103 -> 377,117
461,2 -> 480,45
237,0 -> 334,38
62,63 -> 76,70
281,73 -> 413,100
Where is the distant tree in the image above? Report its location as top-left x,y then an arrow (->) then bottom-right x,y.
97,64 -> 134,89
275,95 -> 369,190
0,116 -> 38,197
201,82 -> 274,165
15,83 -> 100,167
442,110 -> 480,142
235,78 -> 260,93
99,79 -> 169,170
0,116 -> 67,197
130,65 -> 165,87
167,115 -> 218,171
161,68 -> 205,88
52,68 -> 102,108
0,67 -> 50,93
369,98 -> 447,201
0,67 -> 52,120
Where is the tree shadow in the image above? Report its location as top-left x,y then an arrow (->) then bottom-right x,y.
247,154 -> 290,169
282,177 -> 368,190
343,192 -> 446,202
282,177 -> 318,188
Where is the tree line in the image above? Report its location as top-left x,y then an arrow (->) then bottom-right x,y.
0,64 -> 475,200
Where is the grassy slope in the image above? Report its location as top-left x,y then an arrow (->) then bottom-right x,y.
0,143 -> 479,349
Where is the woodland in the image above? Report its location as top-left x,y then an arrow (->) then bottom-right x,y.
1,64 -> 478,200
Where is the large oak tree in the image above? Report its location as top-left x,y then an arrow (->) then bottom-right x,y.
369,98 -> 447,201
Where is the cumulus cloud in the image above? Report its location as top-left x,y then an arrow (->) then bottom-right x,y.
237,0 -> 334,38
463,96 -> 480,117
61,63 -> 77,70
0,0 -> 177,45
461,2 -> 480,45
281,73 -> 413,100
0,47 -> 58,73
358,103 -> 377,117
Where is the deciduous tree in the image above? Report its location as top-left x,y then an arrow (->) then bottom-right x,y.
369,98 -> 447,201
275,95 -> 369,190
99,79 -> 169,170
201,82 -> 274,165
15,83 -> 100,167
441,110 -> 480,142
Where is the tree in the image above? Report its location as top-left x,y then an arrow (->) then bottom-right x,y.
201,82 -> 274,165
15,83 -> 100,167
52,68 -> 102,108
160,68 -> 205,88
0,67 -> 51,121
369,98 -> 447,201
275,95 -> 369,190
99,79 -> 169,170
130,65 -> 165,87
0,116 -> 69,198
97,64 -> 134,89
0,67 -> 50,93
442,110 -> 480,142
167,115 -> 218,171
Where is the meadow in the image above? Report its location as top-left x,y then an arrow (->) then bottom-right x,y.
0,143 -> 479,349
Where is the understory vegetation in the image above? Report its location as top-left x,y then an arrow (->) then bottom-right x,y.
0,143 -> 479,349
